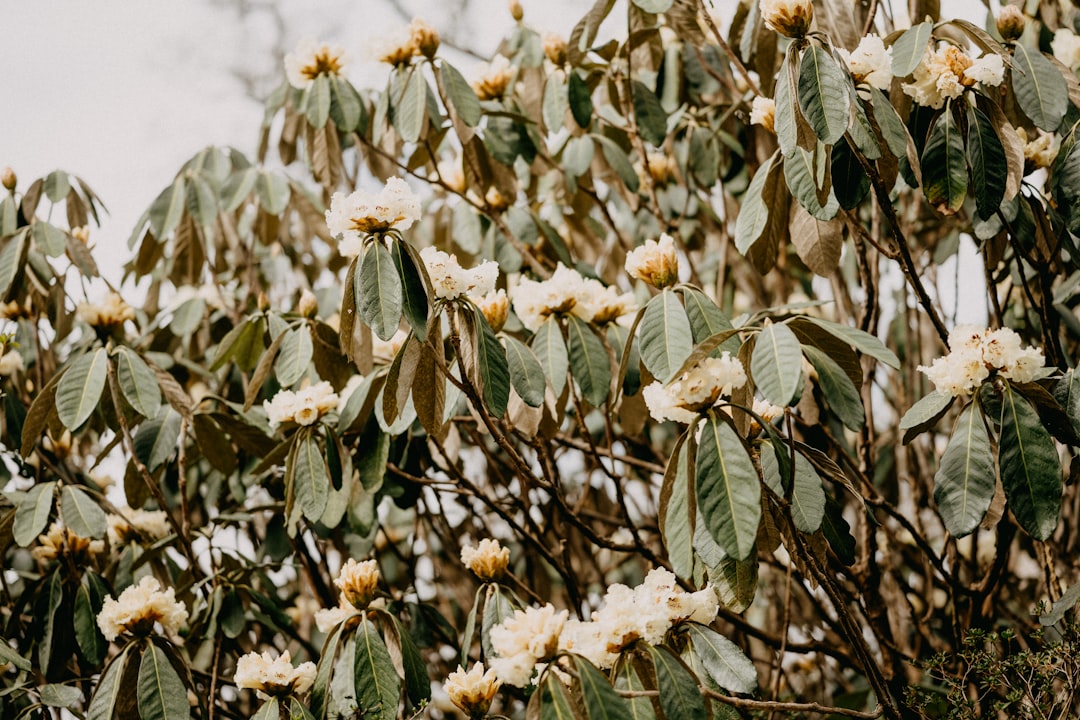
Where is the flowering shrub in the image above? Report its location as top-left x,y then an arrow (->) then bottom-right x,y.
4,1 -> 1080,719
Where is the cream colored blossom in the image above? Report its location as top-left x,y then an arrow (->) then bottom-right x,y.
642,352 -> 748,424
543,33 -> 567,66
107,508 -> 171,546
314,596 -> 361,633
0,348 -> 23,376
419,246 -> 499,300
489,604 -> 567,687
511,264 -> 590,332
264,381 -> 339,427
1053,29 -> 1080,71
31,520 -> 104,564
473,55 -> 514,101
580,283 -> 637,326
445,663 -> 501,717
373,24 -> 418,66
838,34 -> 893,90
996,6 -> 1026,42
760,0 -> 813,38
410,18 -> 440,59
235,650 -> 317,699
903,46 -> 1004,109
475,289 -> 509,333
97,576 -> 188,641
284,37 -> 348,89
1017,127 -> 1058,168
373,327 -> 409,363
625,233 -> 679,289
77,291 -> 135,330
964,53 -> 1004,86
336,558 -> 380,609
918,325 -> 1044,397
752,397 -> 785,424
325,178 -> 422,256
749,97 -> 775,134
461,539 -> 510,582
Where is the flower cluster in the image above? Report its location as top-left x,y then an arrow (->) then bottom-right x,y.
77,291 -> 135,330
475,289 -> 509,332
445,663 -> 502,718
489,604 -> 567,687
543,33 -> 567,67
903,46 -> 1005,109
234,650 -> 317,700
642,352 -> 748,424
419,246 -> 499,300
1053,28 -> 1080,71
625,233 -> 679,289
511,264 -> 636,332
837,34 -> 893,90
1017,127 -> 1058,170
918,325 -> 1044,397
264,381 -> 339,427
325,178 -> 422,257
473,55 -> 514,101
107,508 -> 171,546
97,576 -> 188,642
561,569 -> 718,670
284,37 -> 349,89
374,18 -> 440,66
0,346 -> 23,376
31,520 -> 104,565
760,0 -> 813,38
313,558 -> 382,631
461,538 -> 510,582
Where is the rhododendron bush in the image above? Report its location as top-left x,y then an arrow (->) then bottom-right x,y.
6,0 -> 1080,718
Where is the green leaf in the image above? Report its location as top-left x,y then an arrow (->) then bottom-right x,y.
900,390 -> 954,443
1012,44 -> 1068,132
294,433 -> 330,521
831,138 -> 870,210
138,643 -> 191,720
593,134 -> 640,192
1000,382 -> 1063,540
803,345 -> 864,430
934,403 -> 995,537
115,347 -> 162,418
74,573 -> 108,665
56,348 -> 108,430
632,0 -> 672,11
329,76 -> 363,131
359,241 -> 403,341
275,328 -> 314,387
733,151 -> 779,255
613,661 -> 656,720
481,584 -> 518,660
354,620 -> 402,720
801,316 -> 900,368
686,622 -> 758,694
221,168 -> 257,213
1040,580 -> 1080,627
0,227 -> 29,298
681,288 -> 740,354
470,306 -> 511,418
540,673 -> 580,720
563,135 -> 595,177
252,700 -> 279,720
148,178 -> 187,238
751,322 -> 802,407
305,75 -> 332,128
1053,369 -> 1080,439
568,70 -> 593,129
14,481 -> 55,547
783,144 -> 838,220
659,435 -> 694,579
891,22 -> 932,76
532,317 -> 569,396
632,80 -> 667,146
543,74 -> 569,133
33,221 -> 68,257
567,314 -> 611,407
86,646 -> 132,720
40,568 -> 62,674
638,288 -> 693,382
61,485 -> 107,539
646,645 -> 708,719
572,654 -> 635,720
921,106 -> 967,214
44,170 -> 71,203
440,61 -> 482,127
133,409 -> 183,471
790,449 -> 826,533
0,638 -> 31,672
256,171 -> 291,215
395,68 -> 427,144
386,614 -> 430,706
797,44 -> 849,145
697,415 -> 761,561
40,683 -> 83,708
392,240 -> 429,337
504,336 -> 546,407
310,623 -> 344,718
966,106 -> 1007,219
821,493 -> 856,565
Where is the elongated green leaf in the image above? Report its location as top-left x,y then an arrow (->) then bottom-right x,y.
0,226 -> 29,297
481,584 -> 517,659
40,568 -> 62,674
1053,369 -> 1080,438
790,449 -> 826,533
504,336 -> 546,407
13,481 -> 55,546
632,80 -> 667,146
774,49 -> 802,158
803,345 -> 864,430
733,151 -> 780,255
1000,383 -> 1062,540
329,76 -> 363,131
572,655 -> 635,720
539,674 -> 579,720
86,646 -> 132,720
632,0 -> 672,10
891,22 -> 932,76
115,346 -> 162,418
568,70 -> 593,128
686,622 -> 758,694
256,171 -> 290,215
393,241 -> 429,337
1012,44 -> 1068,132
638,288 -> 693,382
593,133 -> 640,192
470,307 -> 511,418
148,178 -> 187,238
252,700 -> 279,720
802,316 -> 900,368
900,390 -> 954,443
922,107 -> 967,214
563,135 -> 595,177
310,622 -> 344,718
74,573 -> 108,665
697,415 -> 761,561
751,322 -> 802,407
275,328 -> 314,387
306,75 -> 331,128
354,620 -> 401,720
45,170 -> 71,203
395,68 -> 427,143
440,61 -> 481,127
56,348 -> 108,430
934,403 -> 995,537
613,661 -> 656,720
966,106 -> 1007,219
133,409 -> 182,471
567,314 -> 611,407
33,221 -> 67,257
681,287 -> 740,355
138,643 -> 191,720
783,145 -> 838,220
532,318 -> 569,396
359,241 -> 403,341
797,44 -> 849,145
39,684 -> 81,709
646,645 -> 708,719
294,433 -> 330,521
659,435 -> 693,579
61,485 -> 107,539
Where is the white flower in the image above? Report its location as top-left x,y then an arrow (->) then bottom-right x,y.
314,596 -> 361,633
335,558 -> 380,608
1000,346 -> 1044,384
445,663 -> 501,717
963,54 -> 1005,86
475,289 -> 509,332
372,328 -> 409,363
578,282 -> 637,327
759,0 -> 813,38
749,97 -> 776,134
31,520 -> 104,564
489,604 -> 567,687
918,325 -> 1045,396
1017,127 -> 1058,169
419,246 -> 499,300
325,178 -> 422,256
1053,29 -> 1080,72
284,37 -> 348,89
625,233 -> 680,289
461,539 -> 510,581
752,397 -> 785,424
642,352 -> 748,424
97,576 -> 188,642
264,381 -> 339,427
472,55 -> 514,101
77,292 -> 135,329
0,348 -> 23,376
107,508 -> 171,545
511,264 -> 630,331
903,46 -> 1003,109
838,34 -> 893,90
235,649 -> 317,699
